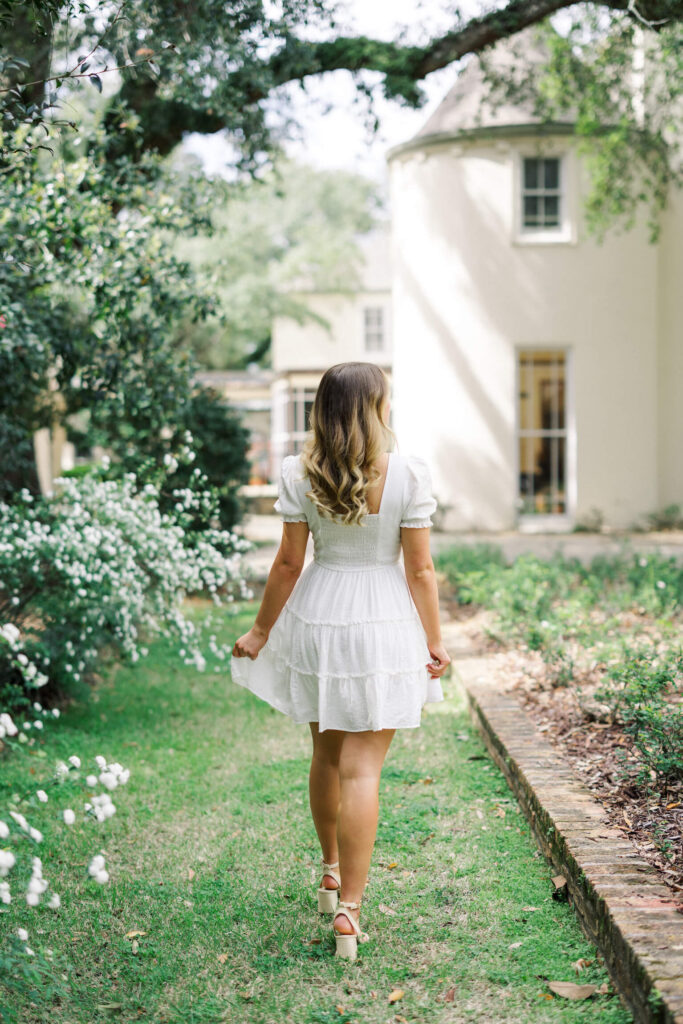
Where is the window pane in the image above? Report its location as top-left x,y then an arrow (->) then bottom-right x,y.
544,158 -> 559,189
517,350 -> 567,515
543,195 -> 560,226
523,158 -> 538,189
523,196 -> 539,225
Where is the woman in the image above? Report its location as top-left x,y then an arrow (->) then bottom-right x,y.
231,361 -> 450,959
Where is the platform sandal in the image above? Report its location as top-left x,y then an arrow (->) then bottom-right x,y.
333,901 -> 369,960
317,860 -> 341,913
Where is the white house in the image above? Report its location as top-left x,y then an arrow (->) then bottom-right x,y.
388,28 -> 683,531
270,230 -> 393,471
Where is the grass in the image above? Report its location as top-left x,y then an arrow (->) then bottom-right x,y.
1,601 -> 634,1024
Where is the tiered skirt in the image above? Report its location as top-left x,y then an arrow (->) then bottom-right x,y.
230,560 -> 444,732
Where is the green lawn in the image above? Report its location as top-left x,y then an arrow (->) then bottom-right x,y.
1,602 -> 634,1024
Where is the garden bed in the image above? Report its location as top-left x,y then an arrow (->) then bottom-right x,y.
435,546 -> 683,901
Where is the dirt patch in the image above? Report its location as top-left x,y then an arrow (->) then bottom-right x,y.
445,609 -> 683,898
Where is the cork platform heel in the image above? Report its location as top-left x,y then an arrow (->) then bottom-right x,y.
317,860 -> 341,914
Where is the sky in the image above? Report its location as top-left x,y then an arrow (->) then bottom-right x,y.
184,0 -> 482,185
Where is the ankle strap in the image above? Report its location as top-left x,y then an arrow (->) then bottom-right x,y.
338,900 -> 360,910
322,860 -> 339,870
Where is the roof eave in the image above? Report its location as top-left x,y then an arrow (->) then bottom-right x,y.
387,121 -> 578,162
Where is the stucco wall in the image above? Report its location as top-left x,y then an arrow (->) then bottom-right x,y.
657,186 -> 683,510
272,292 -> 392,373
389,136 -> 662,530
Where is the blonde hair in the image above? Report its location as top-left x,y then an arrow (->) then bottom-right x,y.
301,362 -> 396,526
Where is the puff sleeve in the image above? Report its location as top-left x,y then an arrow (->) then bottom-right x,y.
273,455 -> 308,523
400,455 -> 437,528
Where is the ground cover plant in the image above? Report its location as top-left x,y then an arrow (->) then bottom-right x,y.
0,604 -> 634,1024
434,544 -> 683,895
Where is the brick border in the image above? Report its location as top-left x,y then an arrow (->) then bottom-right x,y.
453,654 -> 683,1024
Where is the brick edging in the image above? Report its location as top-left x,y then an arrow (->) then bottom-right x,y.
454,655 -> 683,1024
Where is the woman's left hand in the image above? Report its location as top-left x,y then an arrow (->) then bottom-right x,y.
232,626 -> 268,660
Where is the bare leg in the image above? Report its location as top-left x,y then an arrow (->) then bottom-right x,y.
309,723 -> 344,889
335,728 -> 395,934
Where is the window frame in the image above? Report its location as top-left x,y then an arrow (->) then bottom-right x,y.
363,304 -> 386,353
512,148 -> 576,246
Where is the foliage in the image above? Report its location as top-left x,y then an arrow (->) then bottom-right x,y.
174,159 -> 382,368
435,545 -> 683,787
2,0 -> 681,242
478,17 -> 683,241
0,120 -> 223,499
0,472 -> 250,714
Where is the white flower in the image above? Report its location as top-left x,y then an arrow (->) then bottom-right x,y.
48,892 -> 61,909
638,557 -> 648,567
17,927 -> 28,941
68,755 -> 81,768
52,708 -> 60,718
17,653 -> 28,666
0,881 -> 10,904
99,772 -> 118,790
29,827 -> 43,843
0,821 -> 8,838
88,854 -> 106,876
656,580 -> 666,589
1,623 -> 20,645
55,761 -> 69,777
85,774 -> 98,787
32,702 -> 42,712
9,811 -> 28,832
94,755 -> 107,769
94,869 -> 109,884
36,790 -> 48,803
0,713 -> 17,737
33,720 -> 43,730
27,876 -> 48,895
18,732 -> 28,744
63,809 -> 75,826
26,891 -> 40,907
0,851 -> 16,876
118,768 -> 130,785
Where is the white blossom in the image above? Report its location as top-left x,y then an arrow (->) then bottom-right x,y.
63,809 -> 75,826
0,881 -> 10,904
68,755 -> 81,768
48,892 -> 61,909
36,790 -> 48,803
17,927 -> 28,941
85,774 -> 98,787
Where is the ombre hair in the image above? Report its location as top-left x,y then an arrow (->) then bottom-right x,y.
300,362 -> 396,526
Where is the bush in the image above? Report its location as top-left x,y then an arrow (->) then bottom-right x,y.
0,471 -> 250,714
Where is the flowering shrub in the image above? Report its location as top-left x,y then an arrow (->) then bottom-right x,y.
0,471 -> 251,713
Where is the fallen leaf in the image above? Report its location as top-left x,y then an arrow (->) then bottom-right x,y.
395,1016 -> 407,1022
131,940 -> 139,954
493,805 -> 506,817
306,937 -> 322,945
125,930 -> 146,939
217,952 -> 228,964
551,875 -> 567,889
443,987 -> 456,1002
572,958 -> 593,973
188,868 -> 195,881
475,809 -> 484,819
378,903 -> 397,917
598,982 -> 610,994
421,776 -> 434,784
666,801 -> 680,809
388,989 -> 404,1003
548,981 -> 597,1000
387,862 -> 398,870
335,1005 -> 344,1014
521,906 -> 538,912
623,810 -> 633,827
508,941 -> 523,949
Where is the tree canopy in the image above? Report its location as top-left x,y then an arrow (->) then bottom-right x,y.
2,0 -> 681,238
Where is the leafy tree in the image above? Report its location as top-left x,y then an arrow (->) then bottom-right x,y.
2,0 -> 681,237
173,159 -> 382,368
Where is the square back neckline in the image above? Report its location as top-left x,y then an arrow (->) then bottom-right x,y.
363,451 -> 393,519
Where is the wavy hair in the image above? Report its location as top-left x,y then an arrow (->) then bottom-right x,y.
300,362 -> 396,525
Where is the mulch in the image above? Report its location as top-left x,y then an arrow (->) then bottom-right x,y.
443,601 -> 683,898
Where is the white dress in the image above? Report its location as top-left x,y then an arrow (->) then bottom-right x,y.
230,451 -> 444,732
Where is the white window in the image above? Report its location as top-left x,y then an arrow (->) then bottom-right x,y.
363,306 -> 385,352
517,350 -> 569,517
288,387 -> 317,454
514,151 -> 574,244
522,157 -> 561,230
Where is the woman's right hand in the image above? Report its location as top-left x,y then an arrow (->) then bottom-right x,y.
232,625 -> 268,660
426,641 -> 451,678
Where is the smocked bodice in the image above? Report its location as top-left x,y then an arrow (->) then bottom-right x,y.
274,452 -> 437,570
